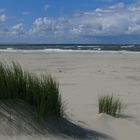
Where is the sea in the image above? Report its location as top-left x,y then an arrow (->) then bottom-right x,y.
0,44 -> 140,53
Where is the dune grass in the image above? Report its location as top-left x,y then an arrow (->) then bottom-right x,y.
0,62 -> 63,121
98,95 -> 122,117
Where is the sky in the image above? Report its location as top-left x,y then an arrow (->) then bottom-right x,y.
0,0 -> 140,44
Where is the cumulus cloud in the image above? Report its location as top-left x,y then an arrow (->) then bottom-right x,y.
69,2 -> 140,37
28,17 -> 68,37
0,23 -> 25,37
28,2 -> 140,38
9,23 -> 25,36
28,17 -> 53,37
1,1 -> 140,40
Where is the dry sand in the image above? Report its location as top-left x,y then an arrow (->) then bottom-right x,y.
0,52 -> 140,140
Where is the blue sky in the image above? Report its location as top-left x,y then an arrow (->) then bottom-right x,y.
0,0 -> 140,44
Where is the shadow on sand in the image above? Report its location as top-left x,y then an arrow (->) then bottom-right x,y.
0,100 -> 112,140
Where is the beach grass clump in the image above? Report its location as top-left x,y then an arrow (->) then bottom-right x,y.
0,62 -> 63,120
98,95 -> 122,117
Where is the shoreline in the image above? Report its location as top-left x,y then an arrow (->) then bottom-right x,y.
1,49 -> 140,54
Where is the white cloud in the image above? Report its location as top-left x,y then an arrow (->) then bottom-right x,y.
0,8 -> 6,22
5,23 -> 26,37
1,2 -> 140,39
44,4 -> 50,12
6,2 -> 140,39
109,2 -> 126,10
27,2 -> 140,38
69,2 -> 140,37
29,17 -> 53,37
28,17 -> 68,37
34,17 -> 52,27
22,11 -> 31,16
0,13 -> 6,22
72,10 -> 81,17
0,23 -> 26,38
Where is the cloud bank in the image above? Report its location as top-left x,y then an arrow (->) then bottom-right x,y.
1,2 -> 140,42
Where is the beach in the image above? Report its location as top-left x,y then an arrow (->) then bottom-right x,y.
0,52 -> 140,140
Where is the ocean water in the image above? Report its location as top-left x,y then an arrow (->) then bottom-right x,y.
0,44 -> 140,53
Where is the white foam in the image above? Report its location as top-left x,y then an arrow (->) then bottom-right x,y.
0,48 -> 140,54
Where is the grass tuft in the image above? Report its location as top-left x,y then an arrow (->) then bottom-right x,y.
98,94 -> 123,117
0,62 -> 64,121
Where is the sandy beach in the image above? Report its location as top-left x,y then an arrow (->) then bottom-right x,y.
0,52 -> 140,140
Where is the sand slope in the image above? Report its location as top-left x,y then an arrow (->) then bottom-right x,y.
0,101 -> 111,140
93,113 -> 140,140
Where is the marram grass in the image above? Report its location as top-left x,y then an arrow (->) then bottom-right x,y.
98,95 -> 122,117
0,62 -> 63,120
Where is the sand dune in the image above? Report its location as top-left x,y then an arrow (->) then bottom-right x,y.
0,52 -> 140,140
93,113 -> 140,140
0,100 -> 110,140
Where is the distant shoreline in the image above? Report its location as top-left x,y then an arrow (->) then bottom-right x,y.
0,44 -> 140,53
